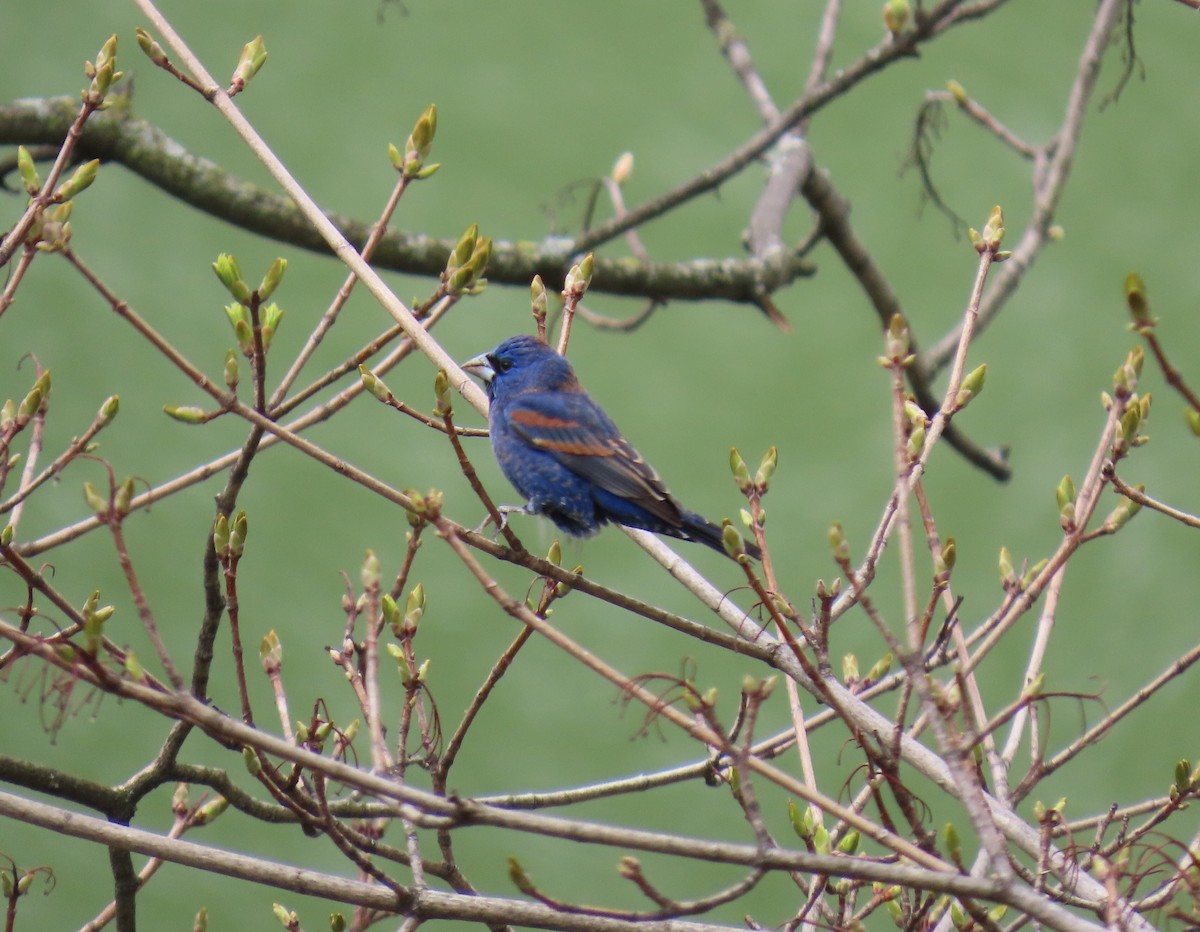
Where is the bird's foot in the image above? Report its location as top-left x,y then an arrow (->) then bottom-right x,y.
474,504 -> 529,537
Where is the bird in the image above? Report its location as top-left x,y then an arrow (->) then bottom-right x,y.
462,334 -> 760,560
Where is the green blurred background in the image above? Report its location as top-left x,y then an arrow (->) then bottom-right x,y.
2,1 -> 1198,927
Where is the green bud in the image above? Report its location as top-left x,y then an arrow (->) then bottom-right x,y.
1,524 -> 12,547
885,313 -> 910,360
1020,558 -> 1048,590
564,254 -> 594,297
55,159 -> 100,202
955,363 -> 987,408
256,257 -> 287,301
842,654 -> 859,683
224,298 -> 252,342
754,446 -> 777,490
271,902 -> 295,927
981,204 -> 1005,249
359,366 -> 392,403
530,275 -> 548,322
1020,672 -> 1044,700
721,522 -> 748,561
883,0 -> 910,34
729,447 -> 752,492
243,746 -> 262,776
125,650 -> 145,682
1,399 -> 14,431
259,303 -> 283,351
83,481 -> 107,514
17,385 -> 43,423
942,822 -> 961,861
837,830 -> 860,855
448,224 -> 478,271
998,546 -> 1014,585
546,539 -> 561,566
213,254 -> 252,304
1103,491 -> 1143,531
16,146 -> 41,196
786,798 -> 810,841
946,79 -> 967,104
433,369 -> 451,416
1055,475 -> 1076,511
231,36 -> 268,91
361,549 -> 380,590
404,583 -> 425,630
114,476 -> 135,516
213,514 -> 230,554
229,510 -> 248,556
1124,272 -> 1155,331
939,537 -> 957,574
98,394 -> 120,425
330,912 -> 347,932
222,350 -> 239,391
866,652 -> 893,683
260,629 -> 282,671
828,521 -> 849,562
906,423 -> 926,459
611,151 -> 634,184
194,796 -> 230,825
135,27 -> 169,67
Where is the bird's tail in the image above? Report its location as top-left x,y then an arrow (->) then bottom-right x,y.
679,511 -> 762,561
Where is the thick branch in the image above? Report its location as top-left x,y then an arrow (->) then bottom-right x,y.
0,96 -> 812,305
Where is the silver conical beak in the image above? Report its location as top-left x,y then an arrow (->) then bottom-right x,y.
461,352 -> 495,383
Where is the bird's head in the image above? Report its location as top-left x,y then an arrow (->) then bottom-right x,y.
462,335 -> 576,400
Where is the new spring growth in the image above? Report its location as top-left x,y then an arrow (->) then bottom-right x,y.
227,511 -> 248,557
260,629 -> 283,675
721,520 -> 750,562
842,653 -> 859,685
1113,392 -> 1151,457
16,370 -> 50,426
946,79 -> 968,105
113,477 -> 135,517
1124,272 -> 1155,334
403,583 -> 425,635
259,304 -> 284,351
755,446 -> 778,491
99,394 -> 120,426
359,366 -> 392,403
389,104 -> 440,180
213,254 -> 253,305
1112,346 -> 1144,397
229,36 -> 267,94
530,275 -> 548,327
828,521 -> 850,563
879,313 -> 914,368
1187,408 -> 1200,438
729,447 -> 752,493
433,370 -> 451,417
444,224 -> 491,295
135,27 -> 170,68
998,545 -> 1015,588
55,159 -> 100,203
84,35 -> 123,108
16,146 -> 41,196
969,204 -> 1009,258
361,549 -> 381,591
564,254 -> 594,301
955,363 -> 987,410
1056,474 -> 1076,530
271,903 -> 298,928
83,481 -> 108,514
611,151 -> 634,185
883,0 -> 910,34
935,536 -> 957,577
257,258 -> 287,302
1101,490 -> 1142,532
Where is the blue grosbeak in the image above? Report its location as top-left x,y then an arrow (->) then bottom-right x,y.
463,335 -> 760,560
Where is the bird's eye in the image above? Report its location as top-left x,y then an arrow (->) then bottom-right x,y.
491,354 -> 513,374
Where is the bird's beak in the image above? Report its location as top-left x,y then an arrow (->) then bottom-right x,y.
461,352 -> 495,383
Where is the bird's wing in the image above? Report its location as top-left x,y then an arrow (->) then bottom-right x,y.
505,392 -> 684,526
